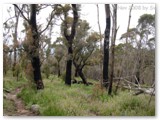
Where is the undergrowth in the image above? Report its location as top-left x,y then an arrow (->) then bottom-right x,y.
4,74 -> 155,116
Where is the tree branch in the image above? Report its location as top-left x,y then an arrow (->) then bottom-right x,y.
3,16 -> 16,25
13,4 -> 30,23
39,9 -> 55,35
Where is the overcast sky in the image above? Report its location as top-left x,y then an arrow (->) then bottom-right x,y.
81,4 -> 155,42
2,4 -> 155,45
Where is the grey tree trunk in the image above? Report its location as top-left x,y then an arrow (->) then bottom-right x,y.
108,4 -> 117,95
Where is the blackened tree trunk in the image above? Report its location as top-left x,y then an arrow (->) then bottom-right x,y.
64,4 -> 78,86
57,61 -> 61,77
103,4 -> 111,89
65,42 -> 73,85
29,4 -> 44,89
73,61 -> 88,85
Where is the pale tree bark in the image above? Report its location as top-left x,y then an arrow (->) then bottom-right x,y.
108,4 -> 118,95
126,4 -> 133,43
96,4 -> 103,88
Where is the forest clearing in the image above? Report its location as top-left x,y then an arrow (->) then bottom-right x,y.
3,4 -> 155,116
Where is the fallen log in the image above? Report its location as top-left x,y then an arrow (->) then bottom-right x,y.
123,86 -> 155,96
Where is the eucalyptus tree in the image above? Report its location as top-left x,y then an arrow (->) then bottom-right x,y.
13,4 -> 57,89
55,4 -> 79,85
73,31 -> 100,85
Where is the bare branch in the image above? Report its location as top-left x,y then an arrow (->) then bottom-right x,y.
3,16 -> 16,25
39,9 -> 55,35
13,4 -> 30,23
126,4 -> 133,43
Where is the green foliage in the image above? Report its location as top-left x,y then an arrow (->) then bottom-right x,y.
17,75 -> 155,116
138,14 -> 155,28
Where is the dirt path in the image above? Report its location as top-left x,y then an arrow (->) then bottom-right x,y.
4,86 -> 37,116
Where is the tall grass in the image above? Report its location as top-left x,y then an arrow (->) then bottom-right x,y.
5,74 -> 155,116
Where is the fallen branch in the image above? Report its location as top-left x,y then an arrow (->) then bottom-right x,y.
123,86 -> 155,96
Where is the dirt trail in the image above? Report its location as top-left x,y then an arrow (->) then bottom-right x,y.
4,86 -> 37,116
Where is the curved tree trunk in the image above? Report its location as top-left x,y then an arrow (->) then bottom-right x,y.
78,69 -> 88,85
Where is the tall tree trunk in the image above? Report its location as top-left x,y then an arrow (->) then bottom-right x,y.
103,4 -> 111,89
97,4 -> 103,88
29,4 -> 44,89
64,4 -> 78,86
126,4 -> 133,44
108,4 -> 117,95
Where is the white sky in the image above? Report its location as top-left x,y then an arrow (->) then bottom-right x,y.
81,4 -> 155,42
2,4 -> 155,45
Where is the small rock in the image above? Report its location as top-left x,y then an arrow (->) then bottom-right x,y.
31,104 -> 40,113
